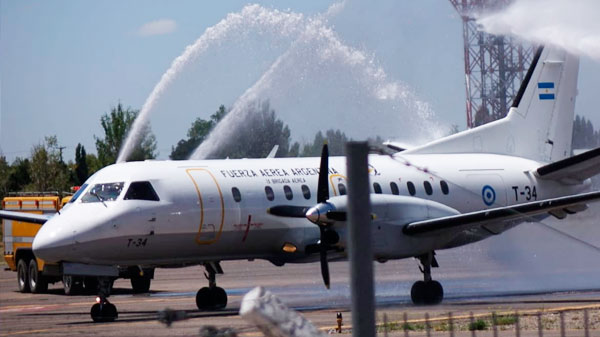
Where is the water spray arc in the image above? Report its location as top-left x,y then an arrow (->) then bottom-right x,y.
119,3 -> 446,162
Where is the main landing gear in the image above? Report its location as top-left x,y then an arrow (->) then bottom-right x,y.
411,252 -> 444,305
90,277 -> 118,322
196,262 -> 228,310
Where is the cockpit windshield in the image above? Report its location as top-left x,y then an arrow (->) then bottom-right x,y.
69,183 -> 88,203
81,182 -> 124,203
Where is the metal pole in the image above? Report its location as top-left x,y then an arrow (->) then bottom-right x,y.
346,141 -> 375,337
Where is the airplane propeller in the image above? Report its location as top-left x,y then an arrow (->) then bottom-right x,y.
266,143 -> 340,289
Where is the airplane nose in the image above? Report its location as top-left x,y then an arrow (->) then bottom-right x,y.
32,218 -> 74,263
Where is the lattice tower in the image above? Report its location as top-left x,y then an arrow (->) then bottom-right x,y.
449,0 -> 534,128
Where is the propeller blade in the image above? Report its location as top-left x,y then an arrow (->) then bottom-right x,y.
267,205 -> 310,218
319,227 -> 330,289
317,143 -> 329,204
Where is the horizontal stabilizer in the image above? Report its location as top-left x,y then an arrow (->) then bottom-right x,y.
403,191 -> 600,235
0,210 -> 52,224
536,147 -> 600,183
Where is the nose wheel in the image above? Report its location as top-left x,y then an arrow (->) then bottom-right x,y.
90,277 -> 118,322
196,262 -> 228,310
410,252 -> 444,305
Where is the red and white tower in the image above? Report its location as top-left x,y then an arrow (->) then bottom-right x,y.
449,0 -> 534,128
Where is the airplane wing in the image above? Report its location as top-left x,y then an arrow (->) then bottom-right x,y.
403,190 -> 600,235
536,147 -> 600,183
0,210 -> 52,224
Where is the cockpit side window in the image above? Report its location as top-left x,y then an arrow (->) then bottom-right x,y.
81,182 -> 125,203
69,183 -> 88,203
124,181 -> 160,201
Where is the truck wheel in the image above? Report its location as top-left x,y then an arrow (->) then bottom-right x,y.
17,259 -> 30,293
28,259 -> 48,293
63,275 -> 83,295
130,275 -> 151,293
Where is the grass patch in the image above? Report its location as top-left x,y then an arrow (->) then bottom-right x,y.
495,315 -> 518,326
469,319 -> 488,331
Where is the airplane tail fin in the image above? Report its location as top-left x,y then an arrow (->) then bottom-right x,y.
405,46 -> 580,163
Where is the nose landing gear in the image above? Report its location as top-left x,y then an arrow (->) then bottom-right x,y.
196,262 -> 228,310
410,252 -> 444,305
90,277 -> 118,322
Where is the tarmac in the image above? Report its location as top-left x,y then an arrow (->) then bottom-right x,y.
1,206 -> 599,336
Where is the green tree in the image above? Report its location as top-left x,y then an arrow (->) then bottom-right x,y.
0,156 -> 9,199
301,129 -> 350,156
95,103 -> 157,166
170,105 -> 227,160
28,136 -> 70,192
86,153 -> 102,177
7,158 -> 31,192
212,101 -> 299,159
173,101 -> 299,160
74,143 -> 89,185
572,115 -> 600,149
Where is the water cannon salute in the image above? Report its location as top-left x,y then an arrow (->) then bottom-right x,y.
1,0 -> 600,330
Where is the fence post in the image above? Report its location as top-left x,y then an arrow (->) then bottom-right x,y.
537,311 -> 543,337
584,308 -> 590,337
346,142 -> 375,337
559,311 -> 565,337
448,312 -> 454,337
515,311 -> 520,337
492,312 -> 498,337
383,313 -> 389,337
470,312 -> 476,337
425,312 -> 431,337
403,312 -> 409,337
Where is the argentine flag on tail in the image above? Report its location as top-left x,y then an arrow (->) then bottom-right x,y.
538,82 -> 555,100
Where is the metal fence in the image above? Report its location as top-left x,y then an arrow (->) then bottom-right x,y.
376,308 -> 597,337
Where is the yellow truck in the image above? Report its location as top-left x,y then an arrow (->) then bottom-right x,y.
2,192 -> 154,295
2,193 -> 71,293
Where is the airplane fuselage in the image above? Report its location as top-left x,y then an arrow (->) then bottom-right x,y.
33,153 -> 586,268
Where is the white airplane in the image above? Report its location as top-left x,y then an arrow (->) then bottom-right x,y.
2,46 -> 600,322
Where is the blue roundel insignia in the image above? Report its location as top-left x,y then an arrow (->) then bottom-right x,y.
481,185 -> 496,206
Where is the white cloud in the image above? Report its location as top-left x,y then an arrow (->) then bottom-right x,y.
137,19 -> 177,37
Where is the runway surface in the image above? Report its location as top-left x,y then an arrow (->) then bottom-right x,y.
1,207 -> 599,336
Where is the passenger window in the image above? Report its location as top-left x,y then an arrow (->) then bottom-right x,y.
232,187 -> 241,202
440,181 -> 449,195
424,181 -> 433,195
338,183 -> 347,196
407,182 -> 416,196
124,181 -> 160,201
301,185 -> 311,200
373,182 -> 382,194
265,186 -> 274,201
283,185 -> 293,200
390,182 -> 399,195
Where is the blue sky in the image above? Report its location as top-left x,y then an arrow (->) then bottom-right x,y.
1,0 -> 598,162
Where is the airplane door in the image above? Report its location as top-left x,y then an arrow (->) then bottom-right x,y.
186,169 -> 225,245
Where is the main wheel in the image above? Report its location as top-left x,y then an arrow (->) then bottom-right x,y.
90,302 -> 118,322
28,259 -> 48,293
17,259 -> 30,293
130,275 -> 151,293
213,287 -> 227,309
196,287 -> 213,310
411,280 -> 444,305
63,275 -> 83,295
410,280 -> 426,305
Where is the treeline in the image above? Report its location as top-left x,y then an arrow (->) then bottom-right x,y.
0,103 -> 157,198
1,99 -> 598,200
